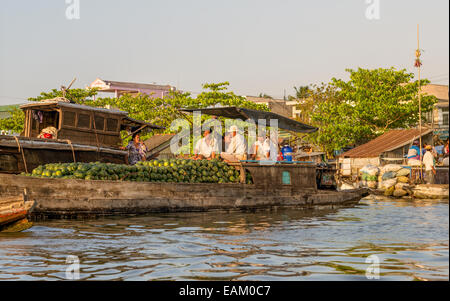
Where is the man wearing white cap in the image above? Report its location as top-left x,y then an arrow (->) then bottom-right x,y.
222,125 -> 247,161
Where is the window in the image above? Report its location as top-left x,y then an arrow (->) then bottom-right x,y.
106,118 -> 118,132
63,111 -> 76,127
31,117 -> 38,130
77,114 -> 90,129
442,107 -> 449,126
282,171 -> 291,185
94,116 -> 105,131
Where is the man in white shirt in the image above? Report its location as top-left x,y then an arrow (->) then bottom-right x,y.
194,129 -> 218,159
222,125 -> 247,161
264,136 -> 279,162
423,145 -> 436,184
250,133 -> 269,161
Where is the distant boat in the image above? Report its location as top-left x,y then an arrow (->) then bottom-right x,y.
0,191 -> 35,232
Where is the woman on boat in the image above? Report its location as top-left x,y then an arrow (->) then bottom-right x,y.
123,133 -> 147,165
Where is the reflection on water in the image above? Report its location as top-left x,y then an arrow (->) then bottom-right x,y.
0,196 -> 448,281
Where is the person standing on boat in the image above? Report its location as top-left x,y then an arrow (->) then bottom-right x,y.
423,145 -> 436,184
407,140 -> 421,166
123,133 -> 147,165
194,129 -> 218,159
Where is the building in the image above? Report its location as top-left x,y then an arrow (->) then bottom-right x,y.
89,78 -> 176,99
244,96 -> 295,118
421,84 -> 449,140
337,128 -> 434,177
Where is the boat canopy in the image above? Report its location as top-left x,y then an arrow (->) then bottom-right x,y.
121,116 -> 165,131
181,107 -> 318,133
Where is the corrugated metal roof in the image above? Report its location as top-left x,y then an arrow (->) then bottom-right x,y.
421,84 -> 448,101
144,134 -> 175,151
340,128 -> 433,158
182,107 -> 318,133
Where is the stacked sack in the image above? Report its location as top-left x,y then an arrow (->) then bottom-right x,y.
359,165 -> 379,189
378,164 -> 412,197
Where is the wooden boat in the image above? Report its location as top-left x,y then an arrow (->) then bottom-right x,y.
0,105 -> 368,217
0,99 -> 164,174
0,168 -> 368,218
0,191 -> 35,232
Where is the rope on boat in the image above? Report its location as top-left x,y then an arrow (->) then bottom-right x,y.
64,139 -> 77,163
91,112 -> 101,160
13,136 -> 29,174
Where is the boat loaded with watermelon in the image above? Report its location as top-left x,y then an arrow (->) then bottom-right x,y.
0,100 -> 368,219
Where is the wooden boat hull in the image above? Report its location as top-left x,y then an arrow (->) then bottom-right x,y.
0,174 -> 368,218
0,195 -> 35,232
0,136 -> 127,174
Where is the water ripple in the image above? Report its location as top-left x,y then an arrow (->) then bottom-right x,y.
0,196 -> 448,281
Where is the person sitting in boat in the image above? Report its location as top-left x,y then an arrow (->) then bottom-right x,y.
193,129 -> 219,160
407,140 -> 421,166
250,132 -> 270,161
221,125 -> 247,162
37,127 -> 57,140
123,132 -> 147,165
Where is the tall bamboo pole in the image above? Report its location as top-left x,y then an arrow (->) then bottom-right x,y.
416,24 -> 423,179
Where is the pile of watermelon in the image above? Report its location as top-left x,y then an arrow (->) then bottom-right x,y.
25,159 -> 254,184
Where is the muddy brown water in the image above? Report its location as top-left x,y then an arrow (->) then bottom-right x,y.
0,196 -> 448,281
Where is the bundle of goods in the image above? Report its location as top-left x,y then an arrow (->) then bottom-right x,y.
360,164 -> 413,197
23,159 -> 252,184
359,165 -> 379,189
377,164 -> 413,197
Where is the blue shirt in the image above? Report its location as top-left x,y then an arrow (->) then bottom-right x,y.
408,145 -> 420,160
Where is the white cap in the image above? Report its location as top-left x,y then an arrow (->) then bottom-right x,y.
229,125 -> 238,132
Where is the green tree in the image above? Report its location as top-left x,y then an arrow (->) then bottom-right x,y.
293,85 -> 311,99
28,88 -> 98,103
0,108 -> 25,134
310,68 -> 437,155
83,82 -> 268,146
258,93 -> 273,99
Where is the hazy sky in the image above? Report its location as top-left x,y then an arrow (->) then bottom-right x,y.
0,0 -> 448,105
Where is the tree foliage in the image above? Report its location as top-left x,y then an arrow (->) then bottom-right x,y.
258,93 -> 273,99
2,82 -> 267,145
293,85 -> 311,99
307,68 -> 437,155
0,108 -> 25,134
81,82 -> 268,145
28,88 -> 98,103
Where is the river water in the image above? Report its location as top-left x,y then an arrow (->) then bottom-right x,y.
0,196 -> 448,281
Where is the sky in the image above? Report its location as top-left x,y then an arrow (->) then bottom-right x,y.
0,0 -> 448,105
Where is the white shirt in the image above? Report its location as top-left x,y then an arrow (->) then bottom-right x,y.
250,140 -> 268,160
226,133 -> 247,155
194,136 -> 218,158
264,138 -> 278,161
423,151 -> 435,171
